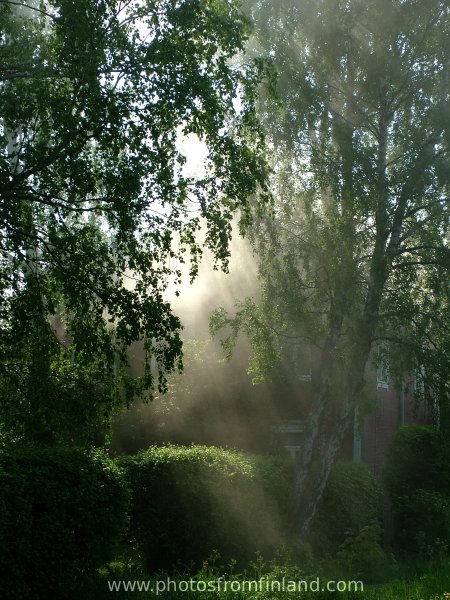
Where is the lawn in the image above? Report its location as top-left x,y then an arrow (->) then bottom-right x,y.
95,555 -> 450,599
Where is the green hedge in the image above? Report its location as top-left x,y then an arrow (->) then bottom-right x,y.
119,445 -> 291,571
119,448 -> 386,571
385,425 -> 440,495
385,425 -> 450,555
0,445 -> 130,599
311,460 -> 383,552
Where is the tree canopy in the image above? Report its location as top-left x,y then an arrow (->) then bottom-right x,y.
211,0 -> 450,531
0,0 -> 268,443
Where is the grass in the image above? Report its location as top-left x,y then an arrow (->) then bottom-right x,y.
92,553 -> 450,599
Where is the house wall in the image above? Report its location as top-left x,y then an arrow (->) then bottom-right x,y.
272,363 -> 431,486
361,375 -> 431,480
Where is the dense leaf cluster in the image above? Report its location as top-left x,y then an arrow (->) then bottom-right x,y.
211,0 -> 450,531
118,444 -> 291,569
0,444 -> 129,599
0,0 -> 268,442
216,0 -> 450,398
312,460 -> 383,552
385,424 -> 450,556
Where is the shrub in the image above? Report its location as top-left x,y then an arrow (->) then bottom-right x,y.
0,444 -> 130,599
310,460 -> 383,552
395,490 -> 450,557
385,425 -> 450,556
119,448 -> 385,572
336,521 -> 397,583
385,425 -> 440,496
118,445 -> 291,571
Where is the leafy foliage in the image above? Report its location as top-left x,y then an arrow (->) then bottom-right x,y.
0,0 -> 268,442
119,447 -> 387,573
118,445 -> 291,570
216,0 -> 450,400
336,521 -> 395,584
385,425 -> 440,495
0,444 -> 130,599
211,0 -> 450,530
385,425 -> 450,556
311,460 -> 383,552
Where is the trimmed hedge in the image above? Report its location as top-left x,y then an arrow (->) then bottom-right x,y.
119,448 -> 386,571
385,425 -> 450,555
119,445 -> 291,571
0,445 -> 130,599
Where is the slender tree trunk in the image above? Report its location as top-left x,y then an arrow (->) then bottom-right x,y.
295,338 -> 372,533
297,392 -> 358,534
293,86 -> 392,534
292,309 -> 342,521
293,293 -> 384,533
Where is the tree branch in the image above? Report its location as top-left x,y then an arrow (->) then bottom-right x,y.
0,0 -> 55,19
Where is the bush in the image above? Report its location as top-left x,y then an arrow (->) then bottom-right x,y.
385,425 -> 440,495
310,460 -> 383,553
395,490 -> 450,557
0,444 -> 130,599
336,521 -> 397,583
118,445 -> 291,571
385,425 -> 450,555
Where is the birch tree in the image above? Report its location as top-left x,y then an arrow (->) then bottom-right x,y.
211,0 -> 450,533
